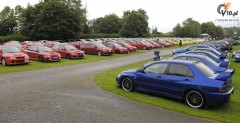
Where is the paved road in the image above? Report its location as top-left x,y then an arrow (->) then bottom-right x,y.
0,49 -> 218,123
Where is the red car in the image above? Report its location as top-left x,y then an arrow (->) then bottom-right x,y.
24,46 -> 61,62
69,40 -> 88,50
129,41 -> 152,50
103,42 -> 129,54
0,46 -> 30,66
117,42 -> 137,52
44,41 -> 61,48
52,44 -> 84,59
83,42 -> 113,56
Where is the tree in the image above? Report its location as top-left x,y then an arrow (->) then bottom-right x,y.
120,9 -> 149,37
182,18 -> 201,37
21,0 -> 85,40
0,6 -> 18,36
91,14 -> 122,34
172,23 -> 183,37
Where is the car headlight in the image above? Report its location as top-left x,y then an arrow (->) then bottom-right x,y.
10,57 -> 16,60
117,74 -> 121,78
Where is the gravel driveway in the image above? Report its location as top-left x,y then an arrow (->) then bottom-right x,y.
0,49 -> 218,123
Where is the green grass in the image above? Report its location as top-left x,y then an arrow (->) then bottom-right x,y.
95,45 -> 240,123
0,50 -> 144,74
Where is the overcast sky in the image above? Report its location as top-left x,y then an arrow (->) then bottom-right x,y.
1,0 -> 240,33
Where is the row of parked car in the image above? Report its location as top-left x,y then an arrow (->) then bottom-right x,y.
117,40 -> 236,109
0,38 -> 202,66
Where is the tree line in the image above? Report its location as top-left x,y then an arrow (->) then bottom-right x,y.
0,0 -> 238,40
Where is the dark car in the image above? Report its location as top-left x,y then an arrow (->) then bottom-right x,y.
83,42 -> 113,56
232,51 -> 240,62
24,46 -> 61,62
116,60 -> 234,108
52,44 -> 85,59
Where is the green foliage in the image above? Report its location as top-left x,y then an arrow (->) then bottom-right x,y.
0,6 -> 19,36
0,33 -> 28,43
20,0 -> 86,40
91,14 -> 122,34
223,27 -> 240,38
201,22 -> 224,38
172,18 -> 201,37
120,9 -> 149,37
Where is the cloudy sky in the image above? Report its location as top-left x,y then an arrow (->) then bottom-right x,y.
1,0 -> 239,32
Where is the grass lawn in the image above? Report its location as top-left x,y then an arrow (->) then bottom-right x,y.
0,50 -> 144,74
95,45 -> 240,123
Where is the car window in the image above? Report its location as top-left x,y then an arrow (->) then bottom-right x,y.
143,63 -> 168,74
168,64 -> 194,77
84,43 -> 91,47
59,46 -> 65,50
53,46 -> 59,50
187,57 -> 205,64
188,46 -> 197,51
194,62 -> 215,77
173,56 -> 187,60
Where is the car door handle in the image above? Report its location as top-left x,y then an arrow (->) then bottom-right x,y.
184,78 -> 190,81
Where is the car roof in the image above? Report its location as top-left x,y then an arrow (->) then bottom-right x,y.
150,59 -> 197,65
173,54 -> 205,58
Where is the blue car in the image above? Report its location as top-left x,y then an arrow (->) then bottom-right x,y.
170,54 -> 234,73
172,45 -> 213,55
193,48 -> 227,59
186,51 -> 230,68
233,54 -> 240,62
232,51 -> 240,58
116,60 -> 234,109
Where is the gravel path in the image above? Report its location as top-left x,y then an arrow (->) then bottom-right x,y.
0,49 -> 218,123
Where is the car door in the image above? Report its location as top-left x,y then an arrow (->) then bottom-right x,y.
135,63 -> 169,93
163,63 -> 194,97
0,48 -> 2,62
32,47 -> 39,60
56,46 -> 66,58
25,46 -> 34,59
83,43 -> 91,54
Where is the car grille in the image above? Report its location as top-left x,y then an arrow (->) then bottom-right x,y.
16,60 -> 25,63
16,57 -> 25,59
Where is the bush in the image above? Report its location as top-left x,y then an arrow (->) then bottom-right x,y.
0,34 -> 28,43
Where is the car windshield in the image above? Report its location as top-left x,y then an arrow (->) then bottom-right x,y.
112,43 -> 122,48
205,57 -> 218,66
207,52 -> 219,59
7,43 -> 21,48
38,47 -> 53,52
95,43 -> 106,48
34,42 -> 44,46
121,42 -> 130,46
194,62 -> 215,77
210,49 -> 221,55
53,42 -> 61,45
65,45 -> 77,50
2,47 -> 21,53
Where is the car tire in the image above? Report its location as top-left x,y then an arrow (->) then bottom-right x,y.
185,90 -> 206,109
39,56 -> 44,62
66,54 -> 71,59
97,51 -> 102,56
2,58 -> 6,66
121,77 -> 135,92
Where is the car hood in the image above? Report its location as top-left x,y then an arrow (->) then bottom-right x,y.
40,51 -> 59,55
218,59 -> 230,67
67,50 -> 83,53
121,68 -> 140,74
3,52 -> 26,57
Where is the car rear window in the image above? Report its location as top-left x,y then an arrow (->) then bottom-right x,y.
194,62 -> 215,77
